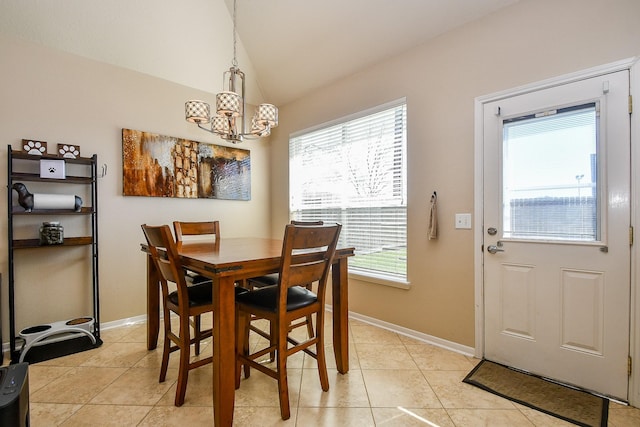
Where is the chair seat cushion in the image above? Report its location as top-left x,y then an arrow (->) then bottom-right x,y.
236,285 -> 317,312
169,281 -> 248,307
247,273 -> 279,288
189,272 -> 211,285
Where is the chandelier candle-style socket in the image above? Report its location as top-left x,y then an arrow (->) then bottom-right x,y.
184,0 -> 278,144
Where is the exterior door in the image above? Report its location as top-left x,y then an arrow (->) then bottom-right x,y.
483,70 -> 630,400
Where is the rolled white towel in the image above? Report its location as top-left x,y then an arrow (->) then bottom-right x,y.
33,193 -> 78,210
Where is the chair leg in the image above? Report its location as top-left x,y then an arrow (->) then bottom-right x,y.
193,315 -> 201,355
316,313 -> 329,391
276,320 -> 291,420
316,338 -> 329,392
159,306 -> 172,383
175,316 -> 192,406
235,310 -> 242,389
305,314 -> 314,338
159,326 -> 171,383
269,321 -> 277,361
236,310 -> 250,388
305,283 -> 314,338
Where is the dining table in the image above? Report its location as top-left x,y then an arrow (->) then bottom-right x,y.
141,237 -> 354,427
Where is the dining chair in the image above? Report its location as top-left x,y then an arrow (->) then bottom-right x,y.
141,223 -> 246,406
173,220 -> 220,281
235,222 -> 342,420
246,220 -> 324,338
173,220 -> 220,355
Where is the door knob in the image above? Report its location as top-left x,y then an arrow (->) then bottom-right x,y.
487,245 -> 505,254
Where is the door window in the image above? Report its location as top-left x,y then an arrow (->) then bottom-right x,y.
502,102 -> 599,242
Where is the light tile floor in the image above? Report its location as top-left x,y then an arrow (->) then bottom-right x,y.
8,314 -> 640,426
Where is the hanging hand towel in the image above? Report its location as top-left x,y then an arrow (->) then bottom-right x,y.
428,192 -> 438,240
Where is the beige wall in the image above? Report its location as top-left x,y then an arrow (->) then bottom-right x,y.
270,0 -> 640,347
0,35 -> 273,336
1,0 -> 639,351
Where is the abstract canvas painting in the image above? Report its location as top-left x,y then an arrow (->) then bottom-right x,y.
122,128 -> 250,200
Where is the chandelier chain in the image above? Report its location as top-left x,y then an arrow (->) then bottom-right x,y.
232,0 -> 238,68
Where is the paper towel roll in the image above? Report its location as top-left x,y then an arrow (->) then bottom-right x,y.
33,193 -> 77,210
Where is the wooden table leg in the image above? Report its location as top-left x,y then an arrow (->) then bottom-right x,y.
332,257 -> 349,374
213,276 -> 236,427
146,254 -> 160,350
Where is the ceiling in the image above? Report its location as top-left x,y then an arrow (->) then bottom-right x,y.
224,0 -> 520,105
0,0 -> 520,106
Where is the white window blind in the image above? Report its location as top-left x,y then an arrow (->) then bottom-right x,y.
290,100 -> 407,280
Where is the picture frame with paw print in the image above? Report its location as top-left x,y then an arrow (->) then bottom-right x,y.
39,159 -> 66,179
57,144 -> 80,159
22,139 -> 47,156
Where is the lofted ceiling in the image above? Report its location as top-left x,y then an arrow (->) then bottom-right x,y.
223,0 -> 520,105
0,0 -> 520,106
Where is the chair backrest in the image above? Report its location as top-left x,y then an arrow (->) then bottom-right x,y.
173,220 -> 220,243
277,223 -> 341,308
141,224 -> 188,289
290,220 -> 323,226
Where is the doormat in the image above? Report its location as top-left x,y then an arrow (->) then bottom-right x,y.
463,359 -> 608,427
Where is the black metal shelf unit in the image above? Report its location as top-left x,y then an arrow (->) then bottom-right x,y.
6,145 -> 101,363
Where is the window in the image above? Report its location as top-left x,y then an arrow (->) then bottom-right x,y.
289,99 -> 407,282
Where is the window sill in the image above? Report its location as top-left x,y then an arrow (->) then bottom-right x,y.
348,271 -> 411,290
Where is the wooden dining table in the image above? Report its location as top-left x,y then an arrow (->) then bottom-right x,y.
141,237 -> 354,427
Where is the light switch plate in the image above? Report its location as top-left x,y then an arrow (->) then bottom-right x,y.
455,213 -> 472,229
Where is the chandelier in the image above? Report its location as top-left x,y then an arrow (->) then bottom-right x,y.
184,0 -> 278,144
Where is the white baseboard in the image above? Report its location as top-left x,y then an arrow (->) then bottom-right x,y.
99,314 -> 148,331
329,306 -> 475,357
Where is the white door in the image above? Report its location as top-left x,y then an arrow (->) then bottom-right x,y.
483,70 -> 630,400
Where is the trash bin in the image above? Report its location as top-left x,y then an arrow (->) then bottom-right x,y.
0,363 -> 29,427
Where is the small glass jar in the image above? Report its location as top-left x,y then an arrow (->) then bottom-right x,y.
39,221 -> 64,245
